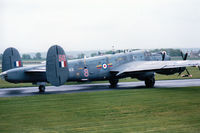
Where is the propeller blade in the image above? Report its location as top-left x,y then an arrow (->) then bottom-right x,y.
178,72 -> 181,76
181,68 -> 192,77
185,68 -> 190,75
161,51 -> 166,61
181,51 -> 188,60
181,51 -> 184,59
180,52 -> 192,77
183,53 -> 188,60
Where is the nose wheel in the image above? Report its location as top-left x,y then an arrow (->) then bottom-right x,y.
39,85 -> 46,93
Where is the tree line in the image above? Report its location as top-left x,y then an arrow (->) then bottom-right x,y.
0,52 -> 43,60
0,48 -> 186,60
88,48 -> 182,58
21,52 -> 42,60
150,48 -> 182,57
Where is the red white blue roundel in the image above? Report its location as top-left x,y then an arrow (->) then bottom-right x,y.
102,63 -> 107,70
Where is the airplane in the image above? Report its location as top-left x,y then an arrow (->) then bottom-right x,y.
0,45 -> 200,93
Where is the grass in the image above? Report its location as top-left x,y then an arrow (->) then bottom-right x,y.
0,86 -> 200,132
0,67 -> 200,88
0,80 -> 37,88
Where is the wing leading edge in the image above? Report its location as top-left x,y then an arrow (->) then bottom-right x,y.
111,60 -> 200,76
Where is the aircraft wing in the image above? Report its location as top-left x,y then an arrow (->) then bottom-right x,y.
111,60 -> 200,76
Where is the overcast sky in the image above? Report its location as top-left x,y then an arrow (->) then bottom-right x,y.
1,0 -> 200,53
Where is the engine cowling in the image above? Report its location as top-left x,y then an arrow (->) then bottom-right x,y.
156,67 -> 185,75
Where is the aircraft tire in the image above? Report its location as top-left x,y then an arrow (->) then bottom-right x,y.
109,79 -> 119,88
145,77 -> 155,88
39,85 -> 46,93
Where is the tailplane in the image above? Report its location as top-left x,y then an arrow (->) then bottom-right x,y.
2,47 -> 23,72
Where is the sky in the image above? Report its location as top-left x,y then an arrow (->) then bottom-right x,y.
1,0 -> 200,53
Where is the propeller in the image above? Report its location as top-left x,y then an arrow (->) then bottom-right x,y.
161,51 -> 166,61
179,51 -> 192,77
181,51 -> 188,60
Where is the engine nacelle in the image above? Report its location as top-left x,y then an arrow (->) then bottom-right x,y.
156,67 -> 185,75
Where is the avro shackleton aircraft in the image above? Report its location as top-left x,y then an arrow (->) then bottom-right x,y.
1,45 -> 200,92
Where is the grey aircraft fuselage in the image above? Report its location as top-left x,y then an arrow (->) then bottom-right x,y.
4,50 -> 169,84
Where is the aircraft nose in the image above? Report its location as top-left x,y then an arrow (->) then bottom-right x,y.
0,72 -> 7,81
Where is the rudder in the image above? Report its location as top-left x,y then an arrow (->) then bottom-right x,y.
46,45 -> 69,86
2,47 -> 23,72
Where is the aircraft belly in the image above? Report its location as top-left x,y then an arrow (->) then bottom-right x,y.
89,70 -> 110,80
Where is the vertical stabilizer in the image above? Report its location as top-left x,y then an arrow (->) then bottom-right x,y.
46,45 -> 69,86
2,47 -> 23,72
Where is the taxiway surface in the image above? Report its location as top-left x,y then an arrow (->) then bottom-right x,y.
0,79 -> 200,97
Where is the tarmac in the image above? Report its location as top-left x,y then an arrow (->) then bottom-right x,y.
0,79 -> 200,97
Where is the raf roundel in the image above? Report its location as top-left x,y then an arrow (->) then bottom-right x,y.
102,63 -> 108,70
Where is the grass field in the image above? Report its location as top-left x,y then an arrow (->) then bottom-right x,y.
0,67 -> 200,88
0,86 -> 200,132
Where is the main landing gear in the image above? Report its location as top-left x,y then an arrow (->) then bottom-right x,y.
39,85 -> 46,93
35,82 -> 46,93
145,77 -> 155,88
109,78 -> 119,88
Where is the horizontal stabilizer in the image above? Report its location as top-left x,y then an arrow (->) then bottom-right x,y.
25,65 -> 46,73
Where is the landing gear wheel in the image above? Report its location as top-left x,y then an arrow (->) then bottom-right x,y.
39,85 -> 46,93
109,79 -> 119,88
145,77 -> 155,88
